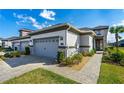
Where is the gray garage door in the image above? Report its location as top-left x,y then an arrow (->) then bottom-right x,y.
33,37 -> 59,58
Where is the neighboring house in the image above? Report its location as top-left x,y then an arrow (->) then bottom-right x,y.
0,38 -> 2,47
2,39 -> 12,48
119,39 -> 124,46
109,39 -> 124,47
1,37 -> 19,48
11,29 -> 33,52
11,23 -> 109,59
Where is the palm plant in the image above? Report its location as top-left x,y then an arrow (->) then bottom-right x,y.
109,26 -> 124,51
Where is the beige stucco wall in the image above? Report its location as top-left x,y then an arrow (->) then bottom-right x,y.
80,35 -> 93,52
66,30 -> 80,57
66,31 -> 80,47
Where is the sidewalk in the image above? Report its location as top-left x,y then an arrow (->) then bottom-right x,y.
45,53 -> 103,84
0,53 -> 103,84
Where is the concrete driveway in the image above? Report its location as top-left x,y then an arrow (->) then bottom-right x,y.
0,55 -> 56,83
0,53 -> 102,84
0,52 -> 5,56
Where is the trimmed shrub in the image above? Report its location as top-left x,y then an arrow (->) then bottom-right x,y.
120,58 -> 124,66
12,51 -> 21,57
102,55 -> 111,63
72,53 -> 83,64
63,57 -> 72,65
93,49 -> 96,53
82,51 -> 89,56
57,51 -> 65,63
82,49 -> 95,57
109,46 -> 114,50
89,50 -> 95,56
61,53 -> 83,65
25,47 -> 30,55
102,47 -> 124,65
0,47 -> 4,52
0,55 -> 6,60
104,47 -> 108,51
110,53 -> 122,63
4,53 -> 13,58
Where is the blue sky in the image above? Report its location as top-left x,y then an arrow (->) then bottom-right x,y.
0,9 -> 124,42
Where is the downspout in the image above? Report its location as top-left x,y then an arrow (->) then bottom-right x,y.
64,25 -> 71,57
66,25 -> 71,47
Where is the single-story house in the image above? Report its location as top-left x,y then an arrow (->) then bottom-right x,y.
11,23 -> 109,59
1,39 -> 12,48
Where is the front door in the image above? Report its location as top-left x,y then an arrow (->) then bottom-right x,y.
96,39 -> 103,51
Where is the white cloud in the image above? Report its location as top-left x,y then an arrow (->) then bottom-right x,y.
113,20 -> 124,26
49,24 -> 52,26
107,31 -> 116,43
108,19 -> 124,43
39,9 -> 56,20
13,13 -> 47,29
16,21 -> 20,25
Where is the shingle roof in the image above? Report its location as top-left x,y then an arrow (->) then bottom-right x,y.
0,38 -> 3,40
19,28 -> 34,32
92,26 -> 109,30
79,26 -> 109,31
10,36 -> 30,41
29,23 -> 96,36
2,36 -> 19,41
29,23 -> 81,35
79,27 -> 92,31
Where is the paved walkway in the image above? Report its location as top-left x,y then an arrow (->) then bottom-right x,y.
0,53 -> 102,84
45,53 -> 103,84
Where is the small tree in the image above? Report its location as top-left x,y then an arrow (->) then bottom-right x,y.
109,26 -> 124,51
57,51 -> 65,63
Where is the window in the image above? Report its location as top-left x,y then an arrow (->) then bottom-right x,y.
60,37 -> 63,40
96,31 -> 101,35
52,39 -> 55,42
60,43 -> 64,45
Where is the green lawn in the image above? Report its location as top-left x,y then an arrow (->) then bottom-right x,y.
97,63 -> 124,84
3,68 -> 78,84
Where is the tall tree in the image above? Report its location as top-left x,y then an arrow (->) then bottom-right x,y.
109,26 -> 124,50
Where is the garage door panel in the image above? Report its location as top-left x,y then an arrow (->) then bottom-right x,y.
34,37 -> 58,58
